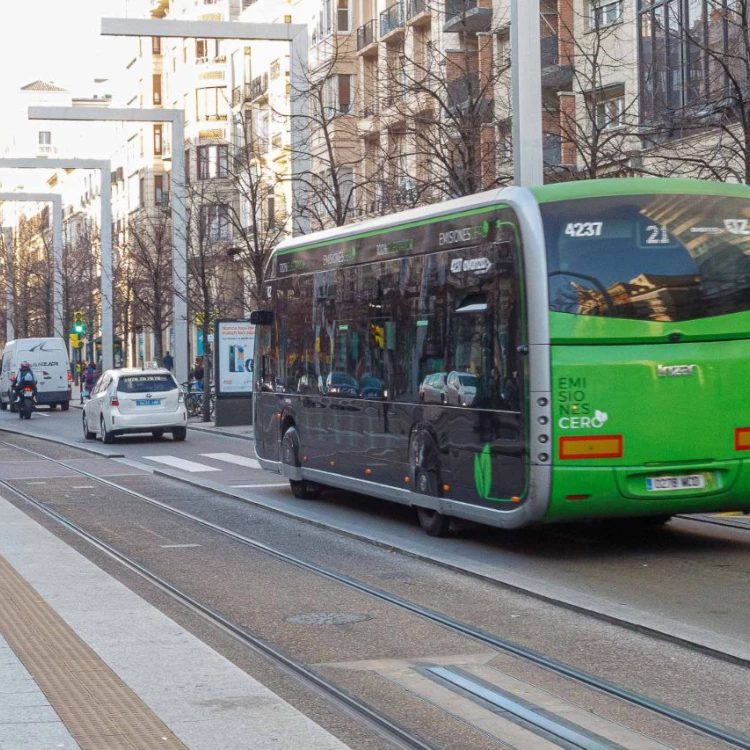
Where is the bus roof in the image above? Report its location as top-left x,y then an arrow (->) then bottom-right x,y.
530,177 -> 750,204
271,177 -> 750,260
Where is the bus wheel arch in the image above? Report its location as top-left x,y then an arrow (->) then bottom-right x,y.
281,422 -> 322,500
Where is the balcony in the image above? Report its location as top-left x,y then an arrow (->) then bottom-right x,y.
249,73 -> 269,102
242,0 -> 257,8
154,191 -> 170,207
406,0 -> 430,25
540,35 -> 574,90
357,20 -> 378,53
380,3 -> 405,40
447,72 -> 494,120
444,0 -> 491,33
37,144 -> 56,156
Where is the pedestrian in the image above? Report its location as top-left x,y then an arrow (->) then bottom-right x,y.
162,351 -> 173,371
81,363 -> 96,403
191,357 -> 204,391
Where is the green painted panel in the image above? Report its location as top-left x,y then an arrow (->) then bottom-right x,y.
531,178 -> 750,204
549,310 -> 750,344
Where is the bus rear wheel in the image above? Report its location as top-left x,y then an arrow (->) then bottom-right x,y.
290,480 -> 322,500
415,469 -> 450,537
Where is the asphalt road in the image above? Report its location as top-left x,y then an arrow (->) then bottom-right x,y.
1,404 -> 749,664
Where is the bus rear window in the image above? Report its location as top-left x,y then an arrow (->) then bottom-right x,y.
541,193 -> 750,322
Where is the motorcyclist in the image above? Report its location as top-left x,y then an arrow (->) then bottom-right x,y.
13,362 -> 37,403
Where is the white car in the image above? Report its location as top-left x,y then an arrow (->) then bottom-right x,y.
82,367 -> 187,443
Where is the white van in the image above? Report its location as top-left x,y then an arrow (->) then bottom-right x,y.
1,337 -> 72,411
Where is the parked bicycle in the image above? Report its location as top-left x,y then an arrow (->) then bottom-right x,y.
181,381 -> 215,419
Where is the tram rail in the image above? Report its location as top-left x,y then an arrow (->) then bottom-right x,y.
0,438 -> 748,749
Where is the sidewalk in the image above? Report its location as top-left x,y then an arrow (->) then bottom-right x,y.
0,463 -> 347,750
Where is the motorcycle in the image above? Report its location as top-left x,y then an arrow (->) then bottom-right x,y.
17,386 -> 35,420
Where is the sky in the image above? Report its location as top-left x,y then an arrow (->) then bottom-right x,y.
0,0 -> 131,99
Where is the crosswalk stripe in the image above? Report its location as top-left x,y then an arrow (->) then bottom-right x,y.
200,452 -> 261,470
232,483 -> 288,489
143,455 -> 220,472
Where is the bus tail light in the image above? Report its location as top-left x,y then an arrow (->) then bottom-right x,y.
735,428 -> 750,451
559,435 -> 623,460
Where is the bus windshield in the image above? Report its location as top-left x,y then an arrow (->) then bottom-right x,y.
541,193 -> 750,322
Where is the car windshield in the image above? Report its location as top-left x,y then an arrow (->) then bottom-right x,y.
117,374 -> 176,393
329,373 -> 357,385
541,193 -> 750,322
458,374 -> 477,386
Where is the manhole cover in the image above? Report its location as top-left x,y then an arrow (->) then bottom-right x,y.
286,613 -> 371,625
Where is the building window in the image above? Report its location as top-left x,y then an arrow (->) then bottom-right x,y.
153,74 -> 162,105
197,145 -> 229,179
588,0 -> 623,30
595,92 -> 625,130
196,87 -> 226,121
154,124 -> 163,155
337,0 -> 350,32
201,204 -> 231,240
152,36 -> 162,55
185,148 -> 191,183
139,174 -> 145,208
266,195 -> 276,230
154,174 -> 166,205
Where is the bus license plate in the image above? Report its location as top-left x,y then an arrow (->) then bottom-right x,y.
646,474 -> 705,492
136,399 -> 161,406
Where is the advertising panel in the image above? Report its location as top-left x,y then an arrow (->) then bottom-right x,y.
215,320 -> 255,396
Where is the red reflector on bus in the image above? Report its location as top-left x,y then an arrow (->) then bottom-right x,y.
735,428 -> 750,451
559,435 -> 623,460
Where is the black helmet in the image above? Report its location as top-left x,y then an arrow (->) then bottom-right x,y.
20,362 -> 30,369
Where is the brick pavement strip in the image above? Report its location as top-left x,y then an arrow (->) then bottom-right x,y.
0,553 -> 186,750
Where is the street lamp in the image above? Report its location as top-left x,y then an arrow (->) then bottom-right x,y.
0,228 -> 14,341
0,158 -> 114,371
28,106 -> 189,385
0,192 -> 63,338
511,0 -> 543,187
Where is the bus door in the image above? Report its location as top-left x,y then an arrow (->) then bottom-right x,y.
421,226 -> 527,505
253,322 -> 281,462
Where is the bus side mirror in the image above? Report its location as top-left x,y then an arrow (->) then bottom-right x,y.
249,310 -> 274,325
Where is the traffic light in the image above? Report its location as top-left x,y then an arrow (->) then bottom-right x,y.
72,311 -> 85,335
69,333 -> 79,349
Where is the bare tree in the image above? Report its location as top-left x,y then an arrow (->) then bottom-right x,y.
546,1 -> 641,180
288,34 -> 379,228
14,209 -> 53,338
639,0 -> 750,182
124,205 -> 173,363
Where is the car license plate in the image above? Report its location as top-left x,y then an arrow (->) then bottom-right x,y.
646,474 -> 705,492
136,399 -> 161,406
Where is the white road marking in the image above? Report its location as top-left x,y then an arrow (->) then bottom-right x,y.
143,455 -> 220,472
160,544 -> 202,549
232,483 -> 289,489
200,452 -> 261,470
72,485 -> 95,489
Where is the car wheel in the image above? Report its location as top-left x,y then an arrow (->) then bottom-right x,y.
152,429 -> 165,439
100,417 -> 115,444
82,413 -> 96,440
173,426 -> 187,441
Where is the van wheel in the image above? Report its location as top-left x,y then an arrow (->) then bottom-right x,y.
49,403 -> 57,410
61,401 -> 69,412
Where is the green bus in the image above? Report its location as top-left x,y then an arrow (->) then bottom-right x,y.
251,178 -> 750,535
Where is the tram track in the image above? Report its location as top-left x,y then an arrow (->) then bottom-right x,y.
1,439 -> 749,749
